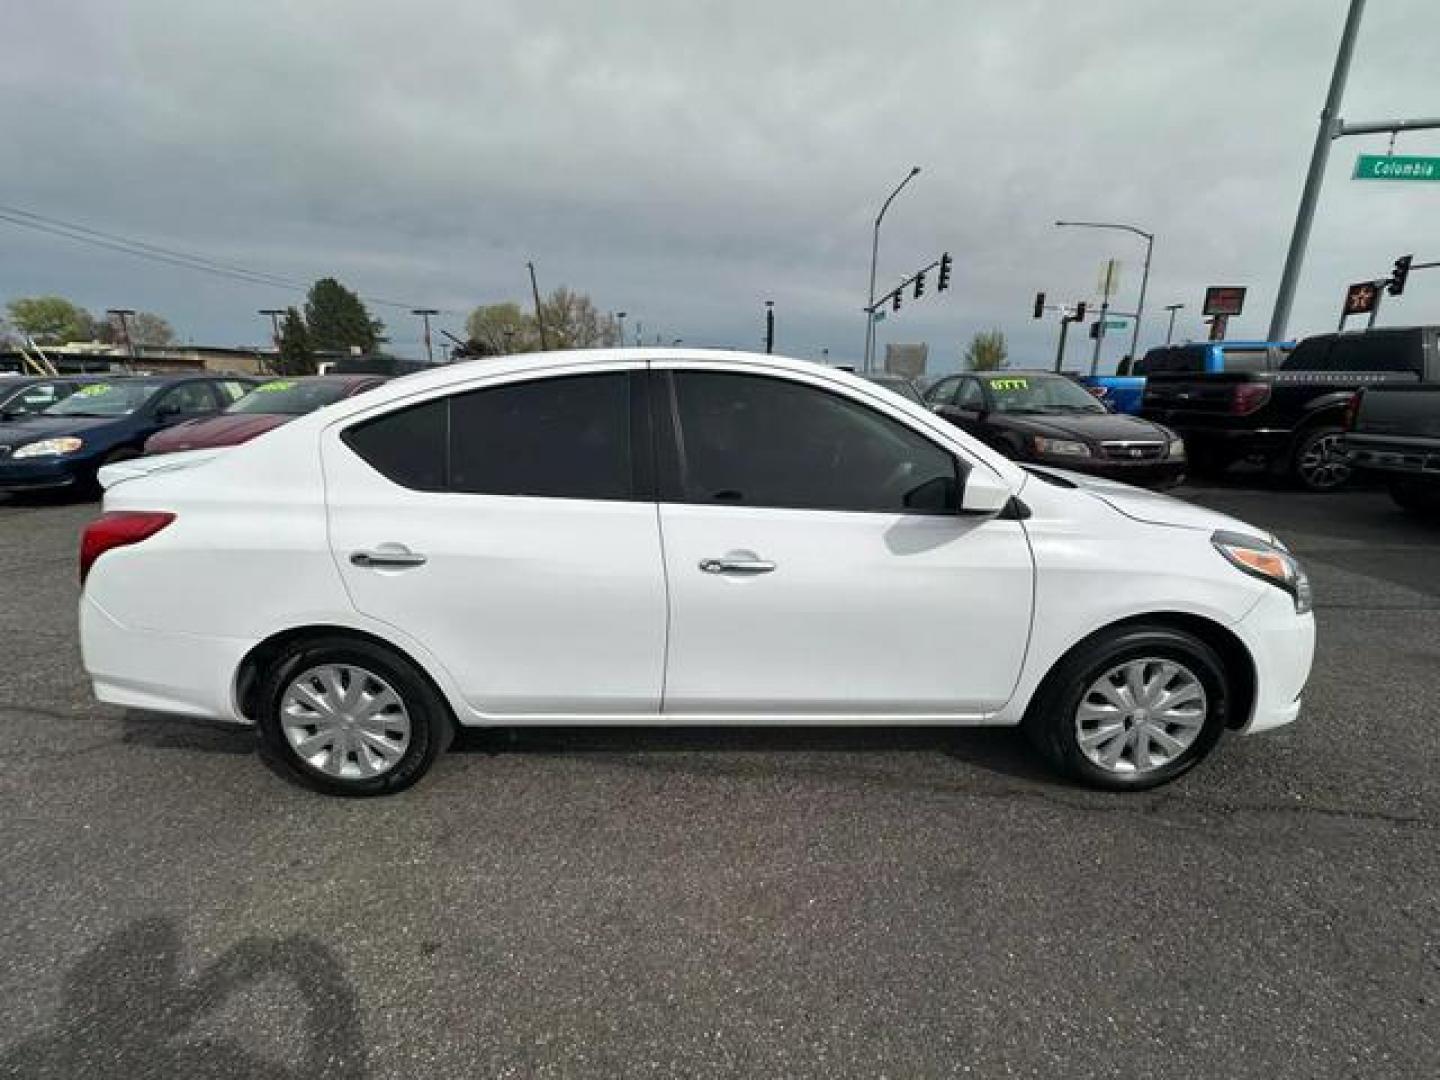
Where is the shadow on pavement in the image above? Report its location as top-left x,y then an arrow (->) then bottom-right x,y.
454,724 -> 1055,785
121,710 -> 257,754
0,917 -> 366,1078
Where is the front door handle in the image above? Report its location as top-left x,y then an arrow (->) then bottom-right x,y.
699,557 -> 776,575
350,546 -> 427,569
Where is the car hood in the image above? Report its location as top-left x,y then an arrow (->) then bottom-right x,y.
0,414 -> 127,442
1027,467 -> 1265,537
993,411 -> 1172,442
146,413 -> 291,452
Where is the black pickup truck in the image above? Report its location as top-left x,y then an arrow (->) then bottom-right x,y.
1341,384 -> 1440,515
1140,326 -> 1440,490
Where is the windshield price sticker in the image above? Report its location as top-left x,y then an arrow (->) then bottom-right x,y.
75,384 -> 112,397
256,380 -> 297,393
990,378 -> 1030,391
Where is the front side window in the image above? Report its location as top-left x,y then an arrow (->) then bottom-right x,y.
663,371 -> 959,514
925,376 -> 961,405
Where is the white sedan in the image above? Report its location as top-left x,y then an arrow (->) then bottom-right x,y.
79,350 -> 1315,796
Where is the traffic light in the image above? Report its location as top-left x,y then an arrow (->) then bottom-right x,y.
1089,321 -> 1101,340
914,271 -> 925,299
1074,301 -> 1087,322
937,253 -> 952,291
1389,254 -> 1413,296
1033,291 -> 1046,319
892,291 -> 902,312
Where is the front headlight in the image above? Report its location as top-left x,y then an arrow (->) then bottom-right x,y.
1211,530 -> 1312,614
1032,437 -> 1091,458
1168,437 -> 1186,460
12,437 -> 84,459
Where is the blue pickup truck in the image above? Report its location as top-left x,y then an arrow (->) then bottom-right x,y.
1078,341 -> 1292,414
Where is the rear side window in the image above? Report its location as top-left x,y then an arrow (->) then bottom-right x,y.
343,398 -> 448,491
449,373 -> 632,499
1324,332 -> 1421,374
341,372 -> 635,499
1134,346 -> 1206,375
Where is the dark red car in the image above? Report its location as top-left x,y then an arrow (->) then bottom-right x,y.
143,375 -> 387,455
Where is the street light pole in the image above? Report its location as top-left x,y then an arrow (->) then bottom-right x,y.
1164,303 -> 1185,345
527,261 -> 550,350
411,308 -> 438,364
764,300 -> 775,354
1055,220 -> 1154,362
864,166 -> 921,374
615,311 -> 627,349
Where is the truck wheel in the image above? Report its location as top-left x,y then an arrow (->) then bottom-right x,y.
1290,427 -> 1352,492
1389,479 -> 1440,518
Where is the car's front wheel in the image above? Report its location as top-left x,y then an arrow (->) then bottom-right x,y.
255,636 -> 453,796
1023,625 -> 1230,790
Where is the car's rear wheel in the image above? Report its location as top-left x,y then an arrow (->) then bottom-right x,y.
255,636 -> 453,796
1290,426 -> 1352,492
1023,625 -> 1229,790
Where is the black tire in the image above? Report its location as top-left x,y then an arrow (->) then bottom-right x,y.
255,635 -> 454,796
1389,478 -> 1440,518
1289,425 -> 1352,492
1022,624 -> 1230,791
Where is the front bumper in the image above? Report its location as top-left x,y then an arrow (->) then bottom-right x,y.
0,456 -> 84,491
1032,455 -> 1186,490
1229,587 -> 1315,735
1137,420 -> 1290,463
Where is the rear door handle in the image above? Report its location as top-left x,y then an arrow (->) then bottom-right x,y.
699,557 -> 776,575
350,547 -> 427,568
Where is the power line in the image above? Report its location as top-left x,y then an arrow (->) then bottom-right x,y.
0,203 -> 453,313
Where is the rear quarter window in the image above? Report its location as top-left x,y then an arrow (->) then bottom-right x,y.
342,398 -> 448,491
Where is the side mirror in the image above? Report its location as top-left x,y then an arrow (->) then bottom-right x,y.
959,467 -> 1013,515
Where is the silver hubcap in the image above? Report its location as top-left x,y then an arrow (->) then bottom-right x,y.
280,664 -> 411,780
1074,658 -> 1207,776
1299,433 -> 1350,489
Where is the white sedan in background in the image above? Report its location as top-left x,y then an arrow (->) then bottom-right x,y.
79,350 -> 1314,796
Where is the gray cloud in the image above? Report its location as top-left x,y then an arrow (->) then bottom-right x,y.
2,0 -> 1436,366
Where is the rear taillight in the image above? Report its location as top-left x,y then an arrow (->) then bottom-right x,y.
80,512 -> 175,584
1342,390 -> 1364,431
1230,383 -> 1272,416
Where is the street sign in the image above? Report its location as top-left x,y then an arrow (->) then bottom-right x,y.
1353,154 -> 1440,182
1343,281 -> 1380,316
1101,319 -> 1128,330
1203,286 -> 1247,317
1097,260 -> 1122,298
872,309 -> 886,323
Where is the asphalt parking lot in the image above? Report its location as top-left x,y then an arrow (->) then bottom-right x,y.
1,482 -> 1436,1079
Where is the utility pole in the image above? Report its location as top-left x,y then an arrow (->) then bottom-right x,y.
411,308 -> 439,364
1268,0 -> 1440,339
1164,303 -> 1185,345
258,309 -> 285,374
106,308 -> 136,362
864,166 -> 921,373
615,311 -> 627,348
527,261 -> 550,350
1054,316 -> 1072,373
764,300 -> 775,354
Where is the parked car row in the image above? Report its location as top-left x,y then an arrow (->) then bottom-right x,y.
0,374 -> 385,496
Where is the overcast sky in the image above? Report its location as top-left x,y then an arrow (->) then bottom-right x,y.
3,0 -> 1437,371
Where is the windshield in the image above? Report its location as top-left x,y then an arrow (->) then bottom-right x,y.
984,375 -> 1107,414
226,379 -> 355,416
43,380 -> 161,417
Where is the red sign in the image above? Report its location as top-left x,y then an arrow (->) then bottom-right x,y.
1344,281 -> 1379,316
1202,286 -> 1247,317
